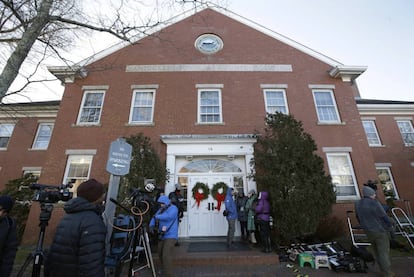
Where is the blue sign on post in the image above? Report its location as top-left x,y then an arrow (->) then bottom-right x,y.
106,138 -> 132,176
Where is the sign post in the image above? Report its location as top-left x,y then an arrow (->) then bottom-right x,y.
104,138 -> 132,275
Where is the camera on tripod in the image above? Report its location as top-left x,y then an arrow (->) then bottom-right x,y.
30,181 -> 74,203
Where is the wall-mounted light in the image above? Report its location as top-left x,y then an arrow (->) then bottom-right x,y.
185,155 -> 193,161
227,155 -> 235,161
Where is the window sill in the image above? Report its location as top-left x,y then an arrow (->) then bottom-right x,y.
195,122 -> 225,126
28,148 -> 47,151
369,145 -> 386,148
125,122 -> 155,127
317,121 -> 346,126
72,123 -> 102,127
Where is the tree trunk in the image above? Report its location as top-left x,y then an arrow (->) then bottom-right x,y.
0,0 -> 54,100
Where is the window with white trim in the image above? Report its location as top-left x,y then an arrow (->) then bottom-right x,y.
198,89 -> 222,123
396,120 -> 414,146
77,91 -> 105,125
376,166 -> 399,201
362,120 -> 381,146
312,90 -> 340,123
129,89 -> 155,123
63,155 -> 92,196
326,152 -> 358,200
0,123 -> 15,149
264,89 -> 288,114
32,123 -> 54,150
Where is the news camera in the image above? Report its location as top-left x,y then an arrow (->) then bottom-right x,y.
30,181 -> 74,203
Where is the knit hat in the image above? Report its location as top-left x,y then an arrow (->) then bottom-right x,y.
175,183 -> 182,190
0,195 -> 14,212
363,186 -> 376,198
248,189 -> 256,195
77,179 -> 105,202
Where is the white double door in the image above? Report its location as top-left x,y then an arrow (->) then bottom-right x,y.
187,175 -> 233,237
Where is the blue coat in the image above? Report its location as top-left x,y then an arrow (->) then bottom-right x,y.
150,196 -> 178,240
224,189 -> 238,220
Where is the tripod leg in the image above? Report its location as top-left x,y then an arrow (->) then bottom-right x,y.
16,253 -> 34,277
143,230 -> 156,277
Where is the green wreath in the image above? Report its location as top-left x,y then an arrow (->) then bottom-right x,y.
192,182 -> 210,207
211,182 -> 229,200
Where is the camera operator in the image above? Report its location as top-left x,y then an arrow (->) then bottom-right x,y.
0,195 -> 18,277
168,183 -> 184,246
149,195 -> 178,277
45,179 -> 106,277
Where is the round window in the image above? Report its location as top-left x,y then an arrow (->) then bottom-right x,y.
195,34 -> 223,54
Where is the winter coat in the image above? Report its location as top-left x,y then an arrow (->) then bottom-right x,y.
224,189 -> 238,220
168,190 -> 184,218
0,215 -> 18,277
45,197 -> 106,277
236,195 -> 248,222
150,196 -> 179,240
246,194 -> 257,231
355,196 -> 392,233
255,191 -> 271,221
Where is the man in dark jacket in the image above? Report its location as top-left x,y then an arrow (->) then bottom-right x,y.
46,179 -> 106,277
0,195 -> 18,277
168,183 -> 184,246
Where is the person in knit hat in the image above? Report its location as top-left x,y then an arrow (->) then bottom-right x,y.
45,179 -> 106,277
355,185 -> 394,277
0,195 -> 18,277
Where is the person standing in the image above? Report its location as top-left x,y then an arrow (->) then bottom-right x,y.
149,195 -> 178,277
236,191 -> 248,241
45,179 -> 107,277
355,186 -> 394,277
168,183 -> 184,246
0,195 -> 18,277
245,189 -> 257,244
255,191 -> 272,253
224,187 -> 238,248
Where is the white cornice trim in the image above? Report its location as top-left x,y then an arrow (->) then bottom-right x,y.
126,64 -> 292,72
329,66 -> 367,82
358,104 -> 414,115
161,134 -> 257,144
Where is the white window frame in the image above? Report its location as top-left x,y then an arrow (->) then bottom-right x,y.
0,123 -> 15,149
376,166 -> 399,200
129,89 -> 156,124
396,120 -> 414,146
63,155 -> 93,196
312,89 -> 341,123
197,89 -> 223,124
77,90 -> 105,125
362,120 -> 382,146
32,122 -> 54,150
326,152 -> 359,200
263,89 -> 289,114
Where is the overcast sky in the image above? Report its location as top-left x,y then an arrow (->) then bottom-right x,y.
5,0 -> 413,103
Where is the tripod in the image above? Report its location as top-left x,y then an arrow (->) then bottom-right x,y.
128,225 -> 156,277
17,203 -> 53,277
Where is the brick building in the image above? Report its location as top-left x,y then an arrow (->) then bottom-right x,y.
1,7 -> 413,244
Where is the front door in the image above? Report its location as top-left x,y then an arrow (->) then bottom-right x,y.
188,175 -> 232,236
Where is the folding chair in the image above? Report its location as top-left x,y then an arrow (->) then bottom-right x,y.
391,207 -> 414,249
346,210 -> 371,247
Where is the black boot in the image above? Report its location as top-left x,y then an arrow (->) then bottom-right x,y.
266,237 -> 273,253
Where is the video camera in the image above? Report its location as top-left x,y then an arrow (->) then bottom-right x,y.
30,181 -> 74,203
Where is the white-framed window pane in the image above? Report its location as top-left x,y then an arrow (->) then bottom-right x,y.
199,90 -> 222,123
362,120 -> 381,146
376,166 -> 399,200
397,120 -> 414,146
313,90 -> 340,122
32,123 -> 54,149
78,91 -> 104,124
130,90 -> 154,123
63,155 -> 92,196
326,153 -> 358,199
264,90 -> 288,114
0,123 -> 15,148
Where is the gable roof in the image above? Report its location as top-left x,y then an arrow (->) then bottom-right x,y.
48,4 -> 366,83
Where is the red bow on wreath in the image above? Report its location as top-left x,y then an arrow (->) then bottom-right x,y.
215,192 -> 225,211
195,191 -> 205,207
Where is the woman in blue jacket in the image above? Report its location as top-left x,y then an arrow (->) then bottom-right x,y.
149,195 -> 178,277
224,187 -> 238,248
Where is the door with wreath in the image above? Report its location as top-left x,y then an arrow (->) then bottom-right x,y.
188,176 -> 232,236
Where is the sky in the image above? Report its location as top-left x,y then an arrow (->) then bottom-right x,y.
5,0 -> 414,103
